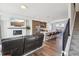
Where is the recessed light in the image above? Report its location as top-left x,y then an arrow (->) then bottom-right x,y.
21,5 -> 26,9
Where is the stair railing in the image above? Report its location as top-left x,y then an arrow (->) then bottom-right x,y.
62,18 -> 70,55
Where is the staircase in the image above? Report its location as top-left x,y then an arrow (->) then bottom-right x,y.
69,12 -> 79,56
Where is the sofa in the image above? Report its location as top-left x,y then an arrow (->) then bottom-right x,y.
1,33 -> 44,56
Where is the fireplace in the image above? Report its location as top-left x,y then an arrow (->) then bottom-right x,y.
13,30 -> 22,35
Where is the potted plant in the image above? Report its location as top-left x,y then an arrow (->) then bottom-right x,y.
26,26 -> 30,30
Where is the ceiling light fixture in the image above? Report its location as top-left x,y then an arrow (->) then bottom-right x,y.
21,5 -> 27,9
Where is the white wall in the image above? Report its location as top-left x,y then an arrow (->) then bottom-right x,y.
69,4 -> 76,35
52,20 -> 68,32
0,13 -> 28,38
1,15 -> 26,38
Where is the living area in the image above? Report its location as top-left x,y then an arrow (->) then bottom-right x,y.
0,3 -> 69,56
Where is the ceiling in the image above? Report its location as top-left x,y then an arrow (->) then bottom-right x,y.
0,3 -> 68,22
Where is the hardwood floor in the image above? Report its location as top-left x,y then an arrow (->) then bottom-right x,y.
32,39 -> 57,56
